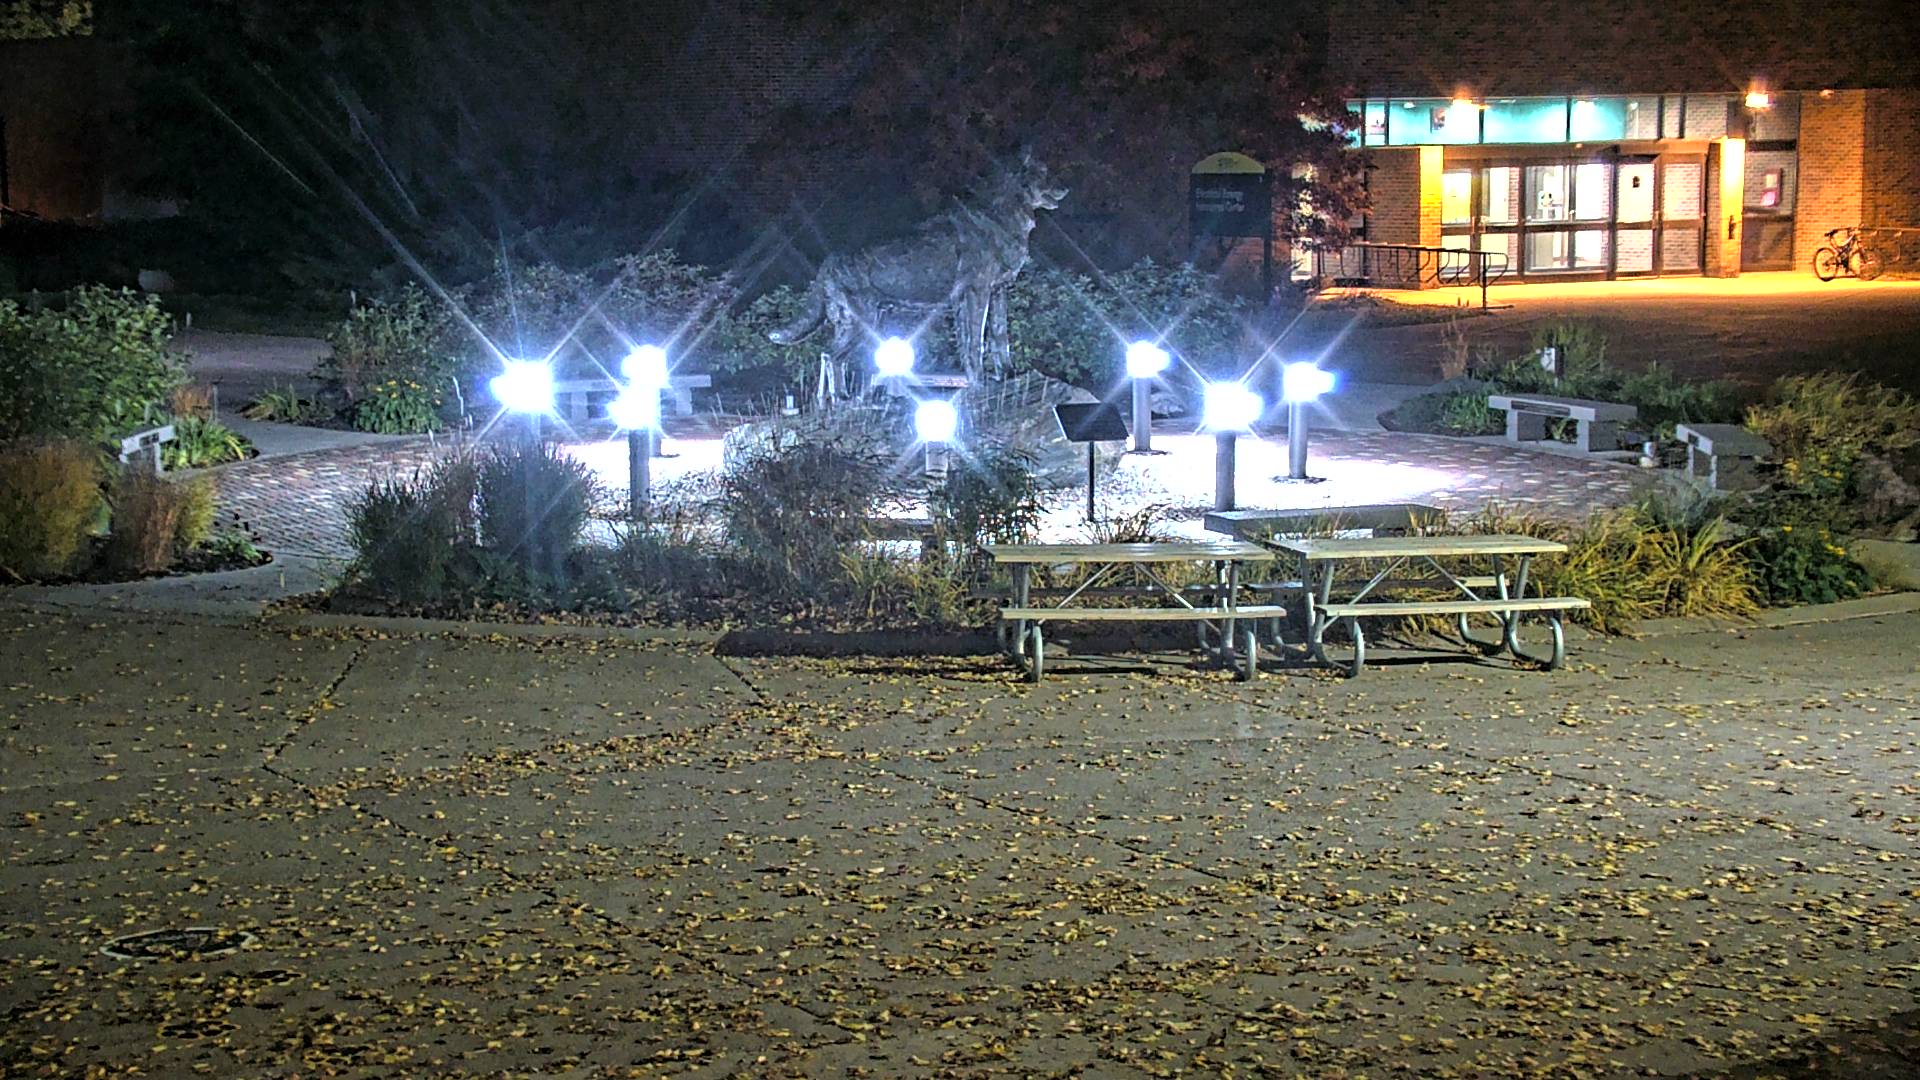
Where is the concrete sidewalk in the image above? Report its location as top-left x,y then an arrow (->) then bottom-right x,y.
1,602 -> 1915,1077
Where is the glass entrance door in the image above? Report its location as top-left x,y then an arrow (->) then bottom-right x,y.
1615,159 -> 1657,275
1523,162 -> 1611,273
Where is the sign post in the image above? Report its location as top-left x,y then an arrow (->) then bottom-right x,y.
1190,152 -> 1273,298
1053,403 -> 1130,524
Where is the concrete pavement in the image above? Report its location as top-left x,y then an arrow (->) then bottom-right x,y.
1,604 -> 1915,1078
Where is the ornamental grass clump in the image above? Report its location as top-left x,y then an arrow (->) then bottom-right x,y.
104,470 -> 188,577
476,442 -> 598,585
0,438 -> 102,581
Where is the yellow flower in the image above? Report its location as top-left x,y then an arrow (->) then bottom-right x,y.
1781,525 -> 1792,532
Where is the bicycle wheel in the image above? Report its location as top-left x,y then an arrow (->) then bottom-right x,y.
1854,248 -> 1886,281
1812,247 -> 1842,281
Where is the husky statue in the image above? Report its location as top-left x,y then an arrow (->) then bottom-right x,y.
769,151 -> 1067,384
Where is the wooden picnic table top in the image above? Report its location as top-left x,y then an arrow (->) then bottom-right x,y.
987,541 -> 1277,564
1266,534 -> 1569,560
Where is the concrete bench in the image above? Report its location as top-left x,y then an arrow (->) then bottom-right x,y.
554,375 -> 711,426
1675,423 -> 1773,492
1487,393 -> 1638,453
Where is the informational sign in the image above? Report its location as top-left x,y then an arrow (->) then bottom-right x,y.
1189,152 -> 1271,239
1053,402 -> 1130,443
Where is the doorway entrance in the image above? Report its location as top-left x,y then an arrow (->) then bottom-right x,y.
1440,154 -> 1705,279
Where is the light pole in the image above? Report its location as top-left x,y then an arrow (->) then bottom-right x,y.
1281,362 -> 1335,482
874,336 -> 915,398
489,359 -> 555,443
914,398 -> 958,480
1203,381 -> 1263,512
1124,341 -> 1170,453
614,345 -> 672,519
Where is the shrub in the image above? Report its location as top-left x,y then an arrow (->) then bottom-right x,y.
1004,260 -> 1248,389
1746,372 -> 1920,505
347,468 -> 461,604
0,286 -> 186,443
1742,526 -> 1871,606
162,415 -> 252,469
932,447 -> 1043,554
350,379 -> 444,434
720,437 -> 899,598
319,285 -> 461,405
1382,390 -> 1502,435
476,442 -> 597,584
104,471 -> 188,576
172,475 -> 219,551
1466,322 -> 1741,437
0,438 -> 102,581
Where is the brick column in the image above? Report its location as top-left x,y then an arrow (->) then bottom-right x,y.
1363,146 -> 1443,287
1704,138 -> 1745,278
1794,90 -> 1867,268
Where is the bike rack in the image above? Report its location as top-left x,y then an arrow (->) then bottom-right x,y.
1859,225 -> 1920,273
1309,243 -> 1511,311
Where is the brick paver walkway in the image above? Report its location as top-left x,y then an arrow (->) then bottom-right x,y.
212,427 -> 1658,559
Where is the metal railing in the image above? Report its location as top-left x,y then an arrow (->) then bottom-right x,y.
1309,243 -> 1511,310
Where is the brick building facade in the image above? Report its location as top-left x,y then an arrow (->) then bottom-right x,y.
1327,0 -> 1920,283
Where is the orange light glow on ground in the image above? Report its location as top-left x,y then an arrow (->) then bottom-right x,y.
1336,270 -> 1920,308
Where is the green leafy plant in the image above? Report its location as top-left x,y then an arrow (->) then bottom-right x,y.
198,528 -> 263,565
161,415 -> 252,469
1742,526 -> 1871,606
319,285 -> 462,405
1381,390 -> 1503,435
242,386 -> 327,424
0,438 -> 102,581
0,286 -> 186,444
1746,372 -> 1920,508
475,442 -> 598,585
349,379 -> 444,434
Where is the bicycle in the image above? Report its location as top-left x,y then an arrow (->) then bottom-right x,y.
1812,227 -> 1885,281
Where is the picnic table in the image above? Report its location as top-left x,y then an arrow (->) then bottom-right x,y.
989,542 -> 1288,681
1268,534 -> 1590,676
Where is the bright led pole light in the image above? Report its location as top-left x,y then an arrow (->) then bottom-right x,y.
915,398 -> 959,477
1281,361 -> 1336,481
622,344 -> 670,390
490,359 -> 555,442
874,337 -> 915,379
1125,341 -> 1171,453
1202,382 -> 1263,511
490,359 -> 555,415
613,343 -> 672,520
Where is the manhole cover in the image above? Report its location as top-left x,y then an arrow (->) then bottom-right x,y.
102,927 -> 256,960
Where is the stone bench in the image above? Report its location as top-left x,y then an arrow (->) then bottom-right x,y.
1675,423 -> 1774,491
1487,393 -> 1638,453
554,375 -> 711,426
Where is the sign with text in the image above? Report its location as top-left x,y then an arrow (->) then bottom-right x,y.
1190,152 -> 1271,239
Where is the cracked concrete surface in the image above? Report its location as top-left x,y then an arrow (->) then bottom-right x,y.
0,609 -> 1915,1078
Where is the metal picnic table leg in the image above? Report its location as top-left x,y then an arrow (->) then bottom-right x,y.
1010,564 -> 1031,658
1459,552 -> 1508,653
1502,553 -> 1566,669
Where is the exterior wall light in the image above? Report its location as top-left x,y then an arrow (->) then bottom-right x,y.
1744,90 -> 1772,110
